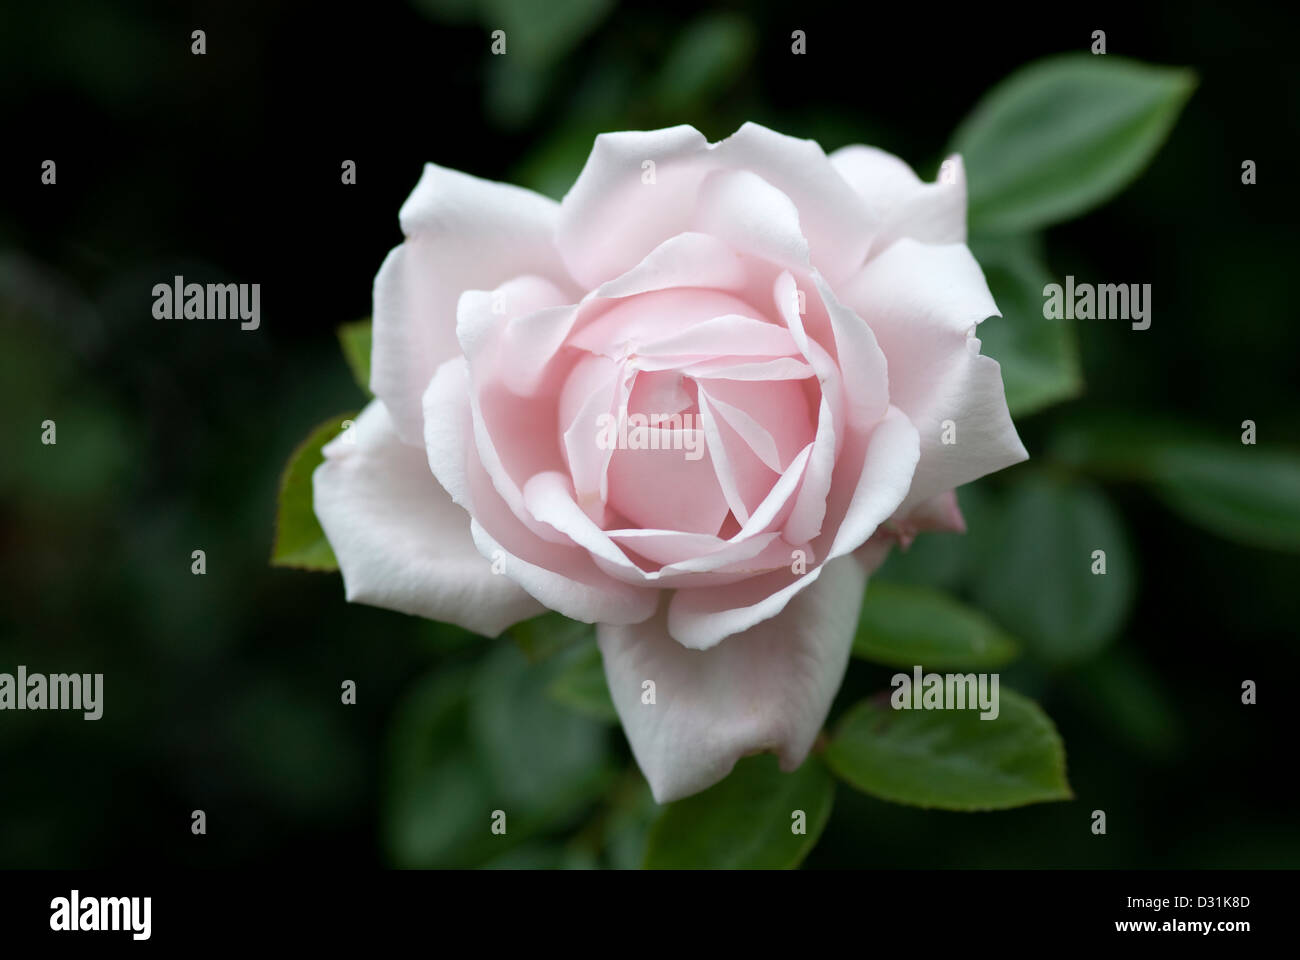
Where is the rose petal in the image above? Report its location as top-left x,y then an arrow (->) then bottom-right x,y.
692,168 -> 810,273
605,426 -> 731,536
637,314 -> 799,360
424,358 -> 658,625
313,399 -> 544,635
372,164 -> 576,443
830,146 -> 967,255
592,231 -> 750,300
711,122 -> 878,282
823,404 -> 921,561
598,554 -> 866,803
558,126 -> 714,288
666,404 -> 917,650
559,122 -> 879,289
899,490 -> 966,537
838,239 -> 1027,512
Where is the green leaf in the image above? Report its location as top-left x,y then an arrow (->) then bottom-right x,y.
515,120 -> 604,200
875,530 -> 966,590
653,12 -> 756,114
854,581 -> 1020,670
972,235 -> 1082,416
972,476 -> 1134,664
825,689 -> 1071,811
547,642 -> 618,723
383,667 -> 500,868
386,645 -> 617,868
874,484 -> 998,591
952,54 -> 1196,234
482,0 -> 614,69
601,773 -> 657,869
337,319 -> 372,395
1152,448 -> 1300,553
643,754 -> 834,869
270,414 -> 357,570
1049,411 -> 1204,479
1051,414 -> 1300,552
468,643 -> 615,824
509,611 -> 592,661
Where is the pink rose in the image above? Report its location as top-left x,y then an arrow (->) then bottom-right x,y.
314,123 -> 1027,802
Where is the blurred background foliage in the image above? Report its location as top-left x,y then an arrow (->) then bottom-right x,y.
2,0 -> 1298,868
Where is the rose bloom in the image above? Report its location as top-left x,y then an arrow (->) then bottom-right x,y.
314,123 -> 1026,803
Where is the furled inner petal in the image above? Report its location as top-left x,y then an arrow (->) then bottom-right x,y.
553,276 -> 823,548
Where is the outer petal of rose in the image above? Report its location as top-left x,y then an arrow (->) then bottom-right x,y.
313,399 -> 544,635
559,123 -> 877,289
830,146 -> 967,256
372,163 -> 576,443
839,238 -> 1027,512
598,554 -> 866,803
424,358 -> 659,626
558,126 -> 714,288
711,122 -> 878,283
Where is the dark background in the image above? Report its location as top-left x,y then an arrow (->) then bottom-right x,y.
1,0 -> 1297,868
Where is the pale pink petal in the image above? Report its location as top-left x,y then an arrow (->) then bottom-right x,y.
811,270 -> 890,431
626,370 -> 693,417
522,471 -> 640,575
468,518 -> 658,625
784,394 -> 836,545
696,377 -> 814,470
692,168 -> 810,273
711,122 -> 878,282
830,146 -> 967,255
372,164 -> 576,442
603,528 -> 733,567
637,314 -> 798,359
455,276 -> 576,399
559,123 -> 877,289
569,288 -> 761,360
605,427 -> 730,535
838,239 -> 1027,512
591,232 -> 749,300
823,405 -> 921,560
696,387 -> 748,522
559,353 -> 624,510
599,554 -> 867,803
679,356 -> 815,381
524,473 -> 792,587
899,490 -> 966,536
853,532 -> 897,576
697,386 -> 782,473
667,564 -> 821,652
423,359 -> 658,625
729,442 -> 813,541
558,126 -> 714,288
667,406 -> 917,650
313,399 -> 544,635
